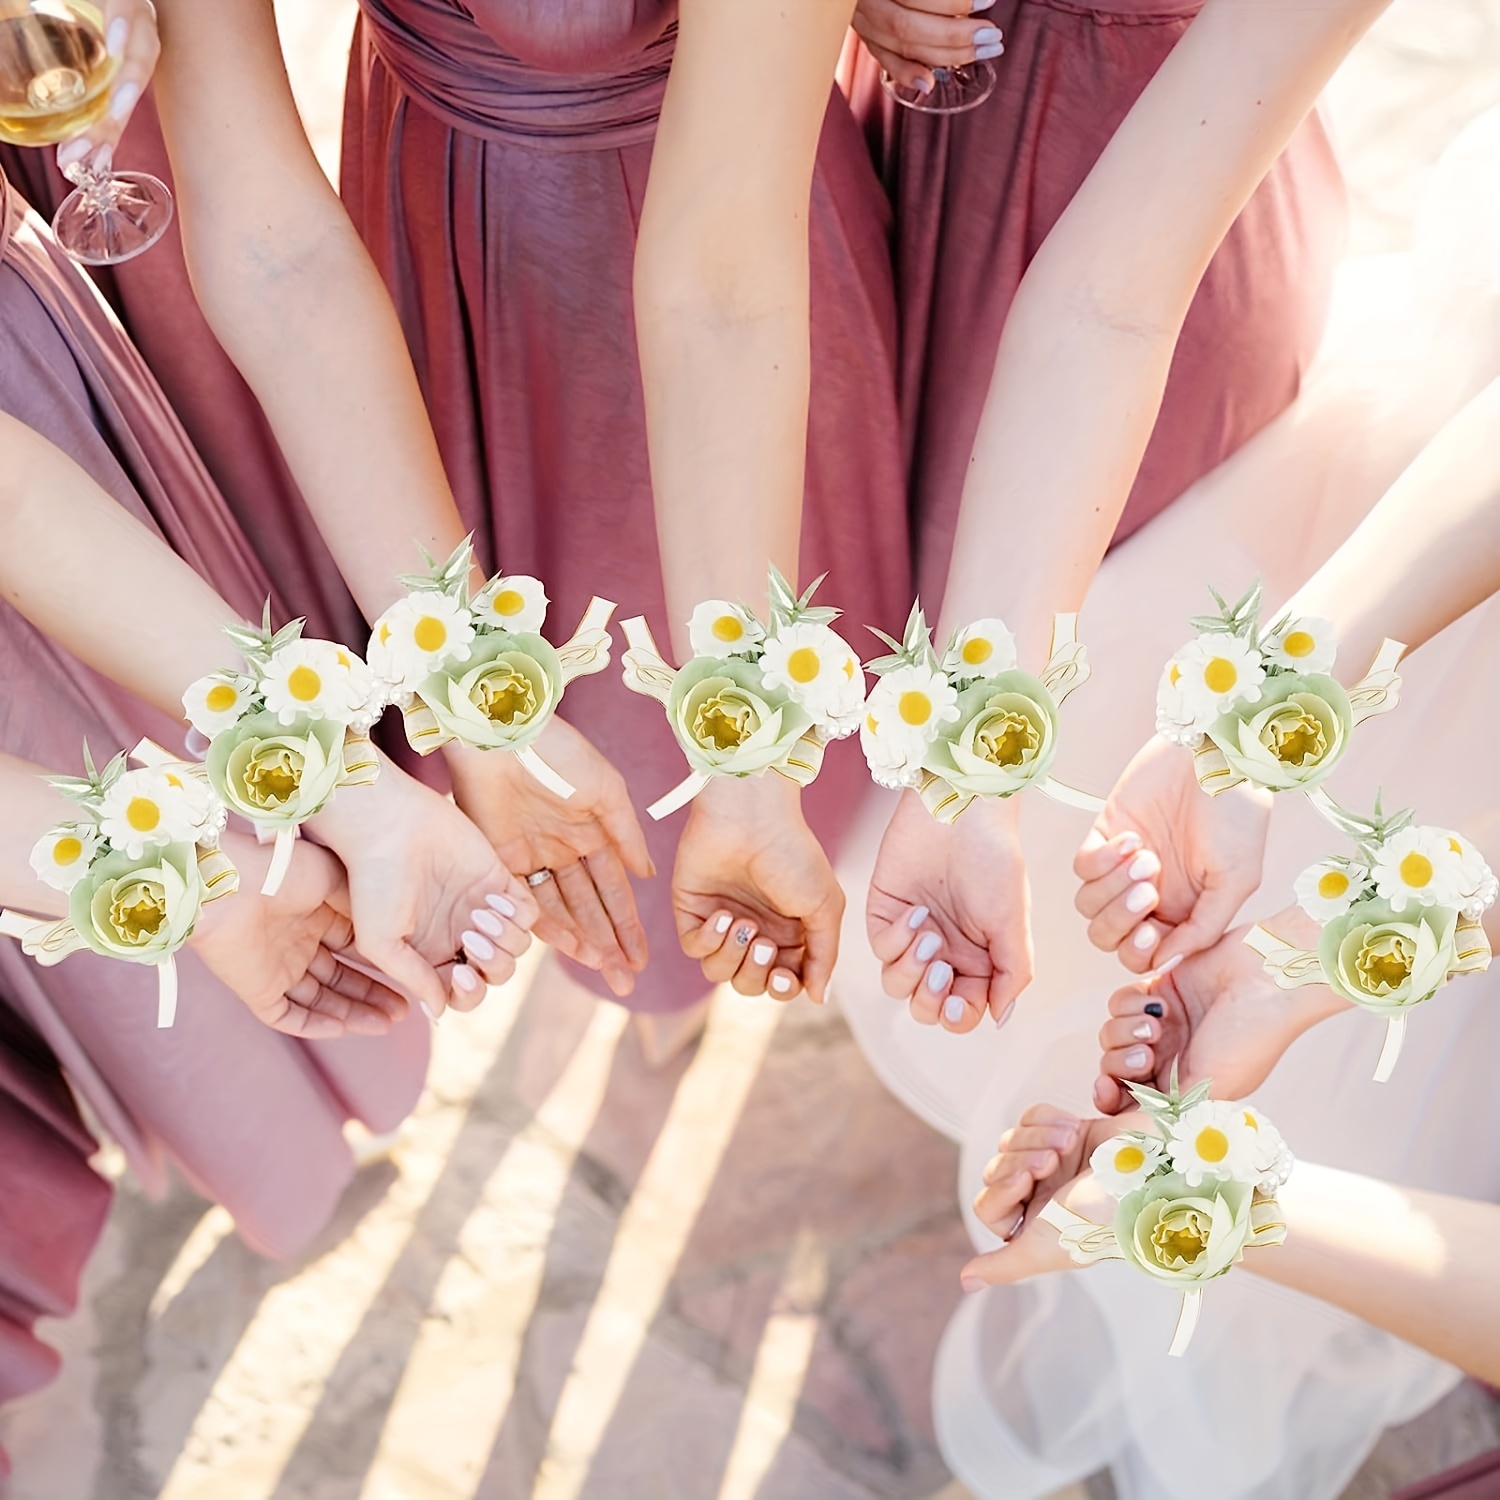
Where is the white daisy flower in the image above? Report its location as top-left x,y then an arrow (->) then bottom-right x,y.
1293,859 -> 1368,922
1090,1133 -> 1165,1198
859,706 -> 925,789
1238,1105 -> 1295,1191
943,618 -> 1018,684
182,673 -> 254,738
759,622 -> 864,734
1170,633 -> 1265,722
687,600 -> 765,659
474,574 -> 548,635
369,592 -> 475,693
261,639 -> 371,725
1166,1099 -> 1259,1187
98,768 -> 212,858
1371,825 -> 1467,913
29,824 -> 99,892
1155,660 -> 1214,747
1433,828 -> 1498,920
864,664 -> 960,749
1261,615 -> 1338,675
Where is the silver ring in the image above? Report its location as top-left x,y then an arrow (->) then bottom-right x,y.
526,869 -> 554,887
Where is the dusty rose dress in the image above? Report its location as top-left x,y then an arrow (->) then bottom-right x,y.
0,173 -> 429,1264
844,0 -> 1347,604
342,0 -> 912,1013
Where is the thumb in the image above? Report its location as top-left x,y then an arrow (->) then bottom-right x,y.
366,936 -> 448,1019
958,1231 -> 1068,1291
1150,877 -> 1252,968
801,894 -> 844,1006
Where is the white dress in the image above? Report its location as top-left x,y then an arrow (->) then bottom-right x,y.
832,107 -> 1500,1500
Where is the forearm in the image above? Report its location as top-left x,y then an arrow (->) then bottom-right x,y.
153,0 -> 468,621
941,0 -> 1390,662
1250,1161 -> 1500,1383
0,413 -> 245,713
1283,376 -> 1500,673
0,753 -> 79,916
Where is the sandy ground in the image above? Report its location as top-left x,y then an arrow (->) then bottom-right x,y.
4,3 -> 1500,1498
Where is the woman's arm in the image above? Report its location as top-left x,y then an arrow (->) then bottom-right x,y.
941,0 -> 1391,659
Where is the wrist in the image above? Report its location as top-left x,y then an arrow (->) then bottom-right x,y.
306,750 -> 410,857
693,771 -> 802,829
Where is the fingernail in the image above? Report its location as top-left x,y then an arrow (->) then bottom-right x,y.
1148,952 -> 1185,982
472,908 -> 506,937
1125,883 -> 1157,915
752,941 -> 775,965
56,138 -> 90,169
975,40 -> 1004,59
994,999 -> 1016,1030
1144,1001 -> 1164,1018
1127,851 -> 1159,882
771,974 -> 793,994
485,893 -> 517,917
926,960 -> 953,993
106,16 -> 128,55
1132,924 -> 1158,952
916,932 -> 941,962
943,995 -> 966,1025
734,924 -> 754,947
907,905 -> 930,930
418,999 -> 440,1024
960,1274 -> 986,1294
914,74 -> 934,96
714,913 -> 732,935
451,966 -> 480,994
1132,1021 -> 1154,1041
461,930 -> 496,961
1124,1046 -> 1150,1070
109,80 -> 141,122
971,0 -> 997,9
973,25 -> 1003,44
1118,832 -> 1142,855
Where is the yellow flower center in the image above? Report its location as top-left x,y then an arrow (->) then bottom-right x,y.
413,615 -> 447,652
1194,1127 -> 1229,1163
843,657 -> 856,680
712,614 -> 744,643
1317,870 -> 1350,900
126,797 -> 160,833
52,836 -> 83,866
473,666 -> 537,725
786,647 -> 821,684
976,710 -> 1037,768
692,692 -> 757,751
287,665 -> 322,702
962,638 -> 993,666
899,691 -> 932,726
243,745 -> 304,808
1243,1111 -> 1260,1131
1355,931 -> 1415,994
205,684 -> 238,713
1399,852 -> 1433,889
865,713 -> 879,734
491,589 -> 525,618
1169,664 -> 1182,686
337,650 -> 351,668
1113,1145 -> 1145,1174
1282,630 -> 1316,658
379,623 -> 392,644
1203,657 -> 1238,694
108,878 -> 167,945
1151,1207 -> 1211,1268
1449,837 -> 1464,855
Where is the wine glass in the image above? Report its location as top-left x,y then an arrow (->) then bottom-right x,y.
883,58 -> 997,115
0,0 -> 171,264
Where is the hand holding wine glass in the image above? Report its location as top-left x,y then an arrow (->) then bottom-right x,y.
852,0 -> 1002,114
0,0 -> 171,263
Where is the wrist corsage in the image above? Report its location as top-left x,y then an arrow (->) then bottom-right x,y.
0,743 -> 236,1027
367,540 -> 614,798
1156,583 -> 1403,807
1039,1072 -> 1291,1356
859,605 -> 1102,819
184,606 -> 384,896
620,567 -> 862,820
1244,796 -> 1495,1081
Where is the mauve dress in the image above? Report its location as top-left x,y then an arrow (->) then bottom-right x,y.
341,0 -> 911,1014
0,172 -> 430,1268
844,0 -> 1348,605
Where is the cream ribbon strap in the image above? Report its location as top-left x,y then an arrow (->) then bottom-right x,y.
1374,1014 -> 1407,1084
619,616 -> 677,705
514,746 -> 577,800
556,596 -> 617,685
1040,612 -> 1091,707
1037,1199 -> 1123,1264
1347,638 -> 1406,726
647,772 -> 711,822
1167,1288 -> 1203,1358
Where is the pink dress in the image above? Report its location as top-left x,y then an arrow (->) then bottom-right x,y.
342,0 -> 912,1013
0,174 -> 429,1259
844,0 -> 1348,605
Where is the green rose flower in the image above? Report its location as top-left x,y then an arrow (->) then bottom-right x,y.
207,710 -> 349,830
69,843 -> 204,965
924,670 -> 1060,798
1318,897 -> 1457,1015
667,657 -> 814,778
1114,1172 -> 1258,1286
416,631 -> 560,752
1207,673 -> 1352,791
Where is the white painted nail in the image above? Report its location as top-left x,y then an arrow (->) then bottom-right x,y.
907,905 -> 930,930
106,16 -> 128,55
485,893 -> 516,917
418,999 -> 439,1024
916,932 -> 941,963
56,138 -> 90,169
1124,1046 -> 1150,1070
714,913 -> 732,935
461,930 -> 495,961
943,996 -> 966,1025
770,974 -> 793,994
451,966 -> 479,993
1127,851 -> 1158,882
1132,923 -> 1158,952
752,942 -> 775,965
973,25 -> 1002,44
1132,1021 -> 1154,1041
1125,883 -> 1157,915
994,1000 -> 1016,1030
472,908 -> 505,938
108,80 -> 141,121
974,40 -> 1004,59
1117,831 -> 1142,855
926,960 -> 953,994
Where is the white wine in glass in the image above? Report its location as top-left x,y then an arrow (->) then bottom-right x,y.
0,0 -> 172,264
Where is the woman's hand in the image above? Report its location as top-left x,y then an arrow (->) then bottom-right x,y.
309,753 -> 537,1019
1093,907 -> 1346,1114
673,775 -> 843,1003
1074,735 -> 1272,974
189,832 -> 407,1040
866,791 -> 1032,1032
55,0 -> 160,176
445,718 -> 651,998
961,1105 -> 1127,1290
852,0 -> 1003,97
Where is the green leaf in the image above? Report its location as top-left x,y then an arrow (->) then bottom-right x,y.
862,601 -> 940,676
44,741 -> 127,809
768,565 -> 841,631
399,535 -> 476,603
223,597 -> 305,668
1188,579 -> 1263,641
